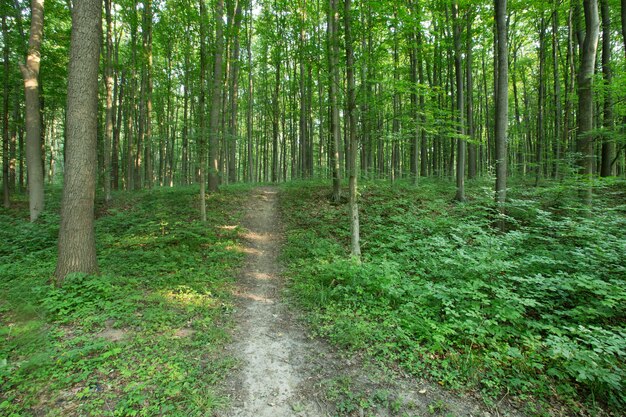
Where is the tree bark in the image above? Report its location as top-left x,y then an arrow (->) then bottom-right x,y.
199,0 -> 208,220
328,0 -> 341,202
495,0 -> 509,222
345,0 -> 361,259
600,0 -> 613,177
55,0 -> 102,283
576,0 -> 600,204
209,0 -> 224,192
467,11 -> 476,180
103,0 -> 114,202
3,15 -> 10,208
453,1 -> 465,202
20,0 -> 45,221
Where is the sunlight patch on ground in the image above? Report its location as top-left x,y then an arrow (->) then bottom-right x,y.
249,272 -> 273,280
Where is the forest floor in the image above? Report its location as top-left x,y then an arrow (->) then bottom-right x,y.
219,186 -> 522,417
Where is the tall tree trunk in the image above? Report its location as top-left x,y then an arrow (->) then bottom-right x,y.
467,11 -> 476,180
453,0 -> 466,202
328,0 -> 341,202
143,0 -> 153,188
103,0 -> 114,202
576,0 -> 600,204
345,0 -> 361,259
55,0 -> 102,283
495,0 -> 509,224
199,0 -> 208,220
536,16 -> 546,186
552,3 -> 563,178
600,0 -> 613,177
2,15 -> 10,208
246,3 -> 254,182
20,0 -> 44,221
209,0 -> 224,192
228,0 -> 243,183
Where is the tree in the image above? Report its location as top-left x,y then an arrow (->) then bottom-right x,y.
599,0 -> 613,177
55,0 -> 102,283
453,0 -> 466,202
576,0 -> 599,204
495,0 -> 508,221
20,0 -> 45,222
103,0 -> 114,202
3,14 -> 10,208
208,0 -> 225,192
344,0 -> 360,259
328,0 -> 341,202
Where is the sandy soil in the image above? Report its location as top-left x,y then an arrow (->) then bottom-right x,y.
219,187 -> 524,417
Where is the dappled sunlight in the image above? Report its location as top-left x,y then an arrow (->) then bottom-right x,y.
243,231 -> 271,243
248,271 -> 274,281
232,290 -> 275,304
157,286 -> 218,309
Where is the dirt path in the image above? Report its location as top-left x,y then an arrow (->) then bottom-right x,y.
221,187 -> 324,417
220,187 -> 524,417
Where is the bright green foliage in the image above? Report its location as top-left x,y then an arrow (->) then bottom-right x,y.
280,180 -> 626,415
0,186 -> 249,416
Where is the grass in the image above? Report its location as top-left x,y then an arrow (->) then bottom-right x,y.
0,184 -> 251,416
279,177 -> 626,416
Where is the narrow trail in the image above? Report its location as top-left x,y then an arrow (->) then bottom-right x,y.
221,187 -> 324,417
220,187 -> 524,417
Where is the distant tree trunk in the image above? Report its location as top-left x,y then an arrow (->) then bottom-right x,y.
20,0 -> 44,221
209,0 -> 224,192
467,11 -> 477,180
143,0 -> 153,188
199,0 -> 208,220
272,26 -> 281,183
2,15 -> 10,208
453,0 -> 466,202
246,3 -> 254,182
576,0 -> 600,204
345,0 -> 360,259
495,0 -> 508,222
182,30 -> 190,185
112,70 -> 123,190
228,0 -> 243,184
536,16 -> 546,186
600,0 -> 613,177
552,3 -> 563,178
103,0 -> 114,202
55,0 -> 101,283
328,0 -> 341,202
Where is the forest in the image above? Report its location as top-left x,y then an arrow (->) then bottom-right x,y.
1,0 -> 625,416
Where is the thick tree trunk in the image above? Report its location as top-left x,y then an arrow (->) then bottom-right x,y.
20,0 -> 44,221
209,0 -> 224,192
55,0 -> 102,283
345,0 -> 360,259
576,0 -> 600,204
495,0 -> 509,221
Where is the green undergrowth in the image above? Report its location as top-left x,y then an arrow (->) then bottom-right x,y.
280,178 -> 626,416
0,184 -> 251,416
